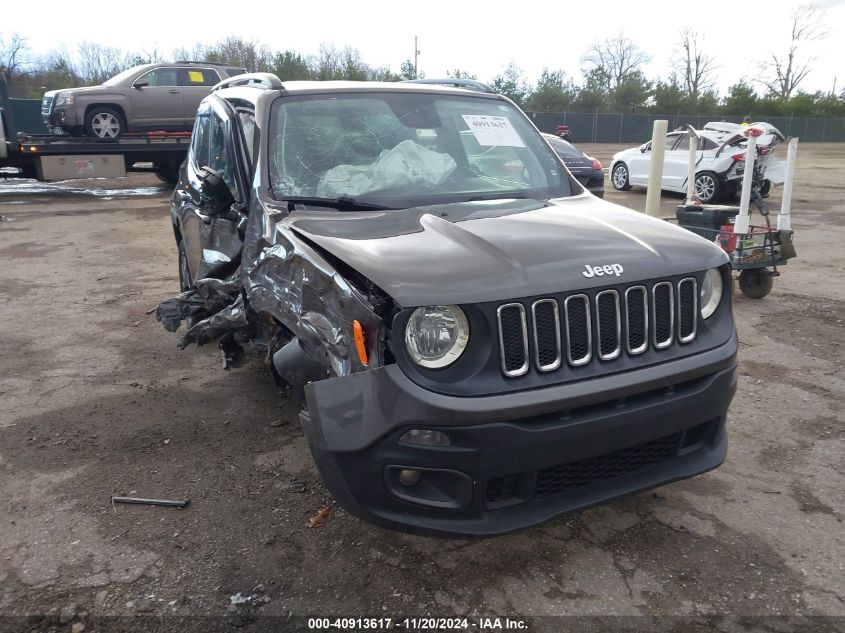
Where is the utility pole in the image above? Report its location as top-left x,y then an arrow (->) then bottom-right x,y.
414,36 -> 420,78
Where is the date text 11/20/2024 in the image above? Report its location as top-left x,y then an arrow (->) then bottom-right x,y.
307,617 -> 529,630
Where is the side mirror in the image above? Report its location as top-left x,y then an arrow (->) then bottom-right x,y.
197,166 -> 234,213
640,143 -> 650,153
133,81 -> 149,89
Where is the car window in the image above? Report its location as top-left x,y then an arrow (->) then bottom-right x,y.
545,136 -> 583,158
104,65 -> 155,86
139,68 -> 179,87
207,113 -> 238,197
190,106 -> 240,200
701,137 -> 718,150
238,111 -> 257,166
191,113 -> 211,168
269,93 -> 572,205
665,134 -> 680,150
179,68 -> 219,87
675,134 -> 690,151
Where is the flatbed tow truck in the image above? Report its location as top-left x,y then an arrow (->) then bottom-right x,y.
0,75 -> 188,185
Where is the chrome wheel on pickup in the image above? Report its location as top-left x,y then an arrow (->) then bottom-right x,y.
85,107 -> 124,139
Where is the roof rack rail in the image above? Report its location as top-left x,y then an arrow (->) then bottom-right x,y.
174,60 -> 237,67
212,72 -> 284,92
402,78 -> 493,93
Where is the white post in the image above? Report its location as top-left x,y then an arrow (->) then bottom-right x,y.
733,132 -> 758,235
778,137 -> 799,231
645,119 -> 668,217
686,130 -> 698,203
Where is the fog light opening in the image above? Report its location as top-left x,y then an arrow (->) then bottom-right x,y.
398,469 -> 422,487
399,429 -> 451,447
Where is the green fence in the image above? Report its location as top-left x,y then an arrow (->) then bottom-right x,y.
527,111 -> 845,143
8,97 -> 845,142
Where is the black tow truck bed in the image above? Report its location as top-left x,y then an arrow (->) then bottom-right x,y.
1,75 -> 188,184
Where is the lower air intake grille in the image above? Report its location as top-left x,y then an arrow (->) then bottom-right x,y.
533,433 -> 682,499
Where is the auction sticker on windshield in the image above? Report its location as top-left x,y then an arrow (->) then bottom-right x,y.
462,115 -> 525,147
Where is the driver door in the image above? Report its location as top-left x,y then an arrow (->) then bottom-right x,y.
177,99 -> 247,283
628,134 -> 681,186
131,67 -> 184,129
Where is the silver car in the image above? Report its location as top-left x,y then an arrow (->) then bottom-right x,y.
41,62 -> 245,139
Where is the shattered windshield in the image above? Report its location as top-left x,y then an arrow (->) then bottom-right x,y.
268,92 -> 572,207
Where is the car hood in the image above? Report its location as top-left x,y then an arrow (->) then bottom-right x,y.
612,146 -> 643,162
46,85 -> 115,98
288,195 -> 728,306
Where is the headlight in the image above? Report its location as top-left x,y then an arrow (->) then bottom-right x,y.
55,93 -> 74,106
404,305 -> 469,369
700,268 -> 723,319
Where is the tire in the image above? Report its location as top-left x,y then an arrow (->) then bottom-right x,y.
611,163 -> 632,191
694,171 -> 722,203
155,163 -> 180,187
760,179 -> 771,198
84,106 -> 125,139
738,269 -> 773,299
178,240 -> 192,292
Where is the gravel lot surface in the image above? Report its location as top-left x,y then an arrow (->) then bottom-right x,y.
1,144 -> 843,633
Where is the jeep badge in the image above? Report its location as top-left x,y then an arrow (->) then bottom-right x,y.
583,263 -> 624,278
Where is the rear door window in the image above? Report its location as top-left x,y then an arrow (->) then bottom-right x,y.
179,68 -> 219,87
665,134 -> 680,150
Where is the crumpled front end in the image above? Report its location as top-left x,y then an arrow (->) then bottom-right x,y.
239,205 -> 381,377
155,198 -> 383,378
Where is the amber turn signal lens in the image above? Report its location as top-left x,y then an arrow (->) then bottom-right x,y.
353,320 -> 368,366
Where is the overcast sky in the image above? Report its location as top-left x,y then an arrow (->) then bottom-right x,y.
5,0 -> 844,95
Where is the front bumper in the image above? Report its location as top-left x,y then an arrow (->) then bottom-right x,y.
303,334 -> 737,536
44,106 -> 79,129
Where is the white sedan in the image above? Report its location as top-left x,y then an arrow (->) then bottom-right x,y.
609,123 -> 784,203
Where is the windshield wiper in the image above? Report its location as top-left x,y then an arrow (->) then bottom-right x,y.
466,193 -> 530,202
285,196 -> 395,211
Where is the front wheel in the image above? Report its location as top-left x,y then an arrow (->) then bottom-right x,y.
738,269 -> 773,299
694,171 -> 722,203
178,240 -> 192,292
611,163 -> 632,191
84,107 -> 125,139
155,162 -> 180,187
760,179 -> 771,198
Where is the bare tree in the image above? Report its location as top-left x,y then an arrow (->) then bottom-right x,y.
0,33 -> 28,78
759,3 -> 828,99
674,28 -> 717,98
582,32 -> 650,91
76,41 -> 133,84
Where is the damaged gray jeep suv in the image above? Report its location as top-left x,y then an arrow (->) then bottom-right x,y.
157,73 -> 737,536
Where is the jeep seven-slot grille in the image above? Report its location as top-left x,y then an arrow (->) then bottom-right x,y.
496,278 -> 697,377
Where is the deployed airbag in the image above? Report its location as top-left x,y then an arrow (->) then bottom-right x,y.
316,140 -> 456,198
